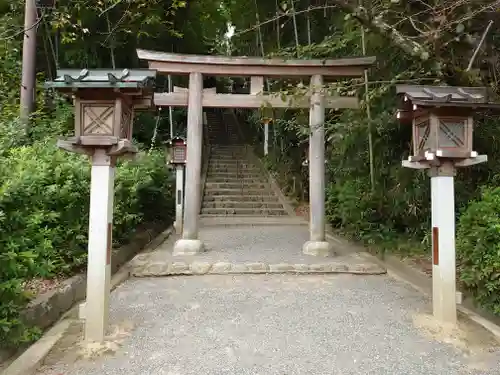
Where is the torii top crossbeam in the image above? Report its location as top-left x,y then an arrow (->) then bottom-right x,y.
137,49 -> 376,78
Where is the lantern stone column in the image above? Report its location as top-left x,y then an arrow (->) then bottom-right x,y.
174,165 -> 185,235
303,74 -> 332,256
85,149 -> 116,342
264,120 -> 269,156
173,72 -> 204,255
429,162 -> 457,324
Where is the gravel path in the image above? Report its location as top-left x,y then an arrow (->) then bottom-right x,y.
37,274 -> 500,375
136,225 -> 366,264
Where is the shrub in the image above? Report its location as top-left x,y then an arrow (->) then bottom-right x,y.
457,186 -> 500,316
0,143 -> 174,346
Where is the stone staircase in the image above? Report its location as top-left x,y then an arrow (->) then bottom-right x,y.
201,111 -> 289,217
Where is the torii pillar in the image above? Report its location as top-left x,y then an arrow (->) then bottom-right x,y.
173,72 -> 205,255
302,74 -> 333,256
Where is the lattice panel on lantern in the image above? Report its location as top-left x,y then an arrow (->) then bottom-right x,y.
120,105 -> 133,139
438,119 -> 466,148
82,104 -> 114,135
173,148 -> 186,163
415,118 -> 431,152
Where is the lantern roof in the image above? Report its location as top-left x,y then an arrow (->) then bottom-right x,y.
45,69 -> 157,91
165,136 -> 186,146
396,85 -> 500,109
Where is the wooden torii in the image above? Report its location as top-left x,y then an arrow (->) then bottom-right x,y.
137,49 -> 376,256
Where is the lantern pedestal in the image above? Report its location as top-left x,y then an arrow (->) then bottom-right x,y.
429,162 -> 457,325
85,149 -> 116,343
264,121 -> 269,156
174,165 -> 185,235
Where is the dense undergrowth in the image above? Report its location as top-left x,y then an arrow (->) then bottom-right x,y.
0,3 -> 182,347
3,0 -> 500,349
0,101 -> 175,347
224,0 -> 500,317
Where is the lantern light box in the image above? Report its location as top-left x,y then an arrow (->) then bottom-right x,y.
45,68 -> 156,156
166,136 -> 187,165
395,85 -> 500,164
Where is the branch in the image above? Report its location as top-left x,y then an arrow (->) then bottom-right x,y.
331,2 -> 432,61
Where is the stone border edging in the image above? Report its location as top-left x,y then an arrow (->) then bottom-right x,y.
131,260 -> 387,277
325,232 -> 500,341
20,224 -> 170,333
1,320 -> 72,375
0,224 -> 172,368
1,225 -> 173,375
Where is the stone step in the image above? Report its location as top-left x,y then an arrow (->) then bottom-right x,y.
211,146 -> 246,150
208,163 -> 260,172
210,152 -> 248,159
200,207 -> 288,216
204,182 -> 269,189
208,164 -> 260,174
204,188 -> 274,196
202,201 -> 284,209
206,177 -> 267,183
208,159 -> 254,164
207,170 -> 261,176
206,171 -> 262,177
202,194 -> 277,202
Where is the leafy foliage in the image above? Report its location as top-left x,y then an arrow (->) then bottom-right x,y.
227,0 -> 500,315
457,187 -> 500,316
0,0 -> 222,347
0,137 -> 174,346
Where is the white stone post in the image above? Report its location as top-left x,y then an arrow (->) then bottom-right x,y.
429,162 -> 457,325
173,72 -> 204,255
174,165 -> 185,235
84,149 -> 115,343
264,122 -> 269,156
303,74 -> 332,257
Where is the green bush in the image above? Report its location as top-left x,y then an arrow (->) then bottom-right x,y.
457,186 -> 500,316
0,142 -> 174,346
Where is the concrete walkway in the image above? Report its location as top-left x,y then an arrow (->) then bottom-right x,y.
35,225 -> 500,375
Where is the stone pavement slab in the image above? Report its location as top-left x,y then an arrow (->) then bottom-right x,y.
37,274 -> 500,375
130,225 -> 386,276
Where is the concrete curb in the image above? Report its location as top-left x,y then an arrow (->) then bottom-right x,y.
0,225 -> 173,375
130,260 -> 387,277
1,320 -> 72,375
1,264 -> 138,375
18,224 -> 168,337
325,232 -> 500,342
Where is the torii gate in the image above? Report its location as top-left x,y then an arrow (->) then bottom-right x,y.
137,49 -> 376,256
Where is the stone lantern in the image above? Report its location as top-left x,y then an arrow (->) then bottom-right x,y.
396,84 -> 500,326
166,136 -> 187,165
165,136 -> 187,235
44,68 -> 156,344
47,69 -> 156,156
396,85 -> 494,166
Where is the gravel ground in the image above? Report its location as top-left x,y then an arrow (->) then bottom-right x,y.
37,274 -> 500,375
137,225 -> 365,264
